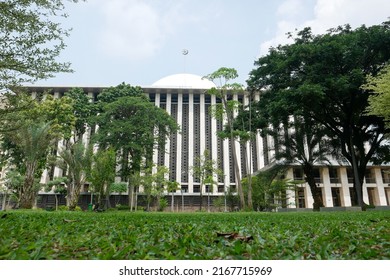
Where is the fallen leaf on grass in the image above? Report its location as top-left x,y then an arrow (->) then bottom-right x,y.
63,219 -> 78,223
216,232 -> 253,242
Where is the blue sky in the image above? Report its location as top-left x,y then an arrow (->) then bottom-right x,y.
39,0 -> 390,87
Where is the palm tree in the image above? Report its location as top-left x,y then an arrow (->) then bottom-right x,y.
58,141 -> 91,210
10,122 -> 55,209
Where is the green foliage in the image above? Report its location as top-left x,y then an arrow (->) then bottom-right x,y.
0,0 -> 80,88
158,197 -> 168,212
64,88 -> 96,139
213,196 -> 225,211
247,21 -> 390,208
58,141 -> 91,210
243,167 -> 291,211
0,211 -> 389,260
364,64 -> 390,128
93,84 -> 179,181
205,67 -> 246,209
88,148 -> 116,207
110,182 -> 128,194
190,150 -> 222,210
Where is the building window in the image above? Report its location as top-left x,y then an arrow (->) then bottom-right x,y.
346,168 -> 354,184
293,168 -> 304,181
181,185 -> 188,193
365,169 -> 376,184
313,168 -> 322,183
217,185 -> 225,193
381,169 -> 390,184
331,187 -> 341,206
193,186 -> 200,193
329,167 -> 340,183
349,187 -> 358,206
296,188 -> 306,208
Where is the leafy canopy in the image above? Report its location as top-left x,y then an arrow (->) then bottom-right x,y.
0,0 -> 81,88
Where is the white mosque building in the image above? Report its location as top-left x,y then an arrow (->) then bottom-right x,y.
3,73 -> 390,210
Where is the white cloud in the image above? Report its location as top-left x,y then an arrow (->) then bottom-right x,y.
97,0 -> 165,60
260,0 -> 390,56
95,0 -> 209,61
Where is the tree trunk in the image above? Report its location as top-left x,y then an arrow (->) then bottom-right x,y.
67,181 -> 81,211
348,134 -> 367,210
222,94 -> 245,210
19,163 -> 36,209
303,164 -> 324,211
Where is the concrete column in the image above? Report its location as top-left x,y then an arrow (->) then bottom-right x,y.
286,168 -> 296,208
164,92 -> 171,175
322,167 -> 333,207
223,121 -> 230,188
211,94 -> 218,194
176,92 -> 183,186
339,167 -> 352,206
374,167 -> 387,205
199,93 -> 205,156
306,183 -> 314,209
188,91 -> 194,193
233,93 -> 241,179
152,92 -> 160,174
254,93 -> 264,170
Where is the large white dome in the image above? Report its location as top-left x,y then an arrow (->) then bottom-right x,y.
151,73 -> 215,89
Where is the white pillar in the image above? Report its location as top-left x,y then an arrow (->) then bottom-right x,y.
211,94 -> 218,194
339,167 -> 352,207
164,92 -> 171,175
233,94 -> 242,179
199,93 -> 205,156
286,168 -> 296,208
374,167 -> 387,205
176,92 -> 183,186
254,93 -> 264,170
188,91 -> 194,193
306,183 -> 314,209
322,167 -> 333,207
152,92 -> 160,174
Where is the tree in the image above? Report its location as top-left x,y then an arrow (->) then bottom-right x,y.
46,177 -> 67,211
239,93 -> 331,210
87,148 -> 116,210
242,166 -> 290,211
0,0 -> 80,88
205,68 -> 246,209
93,84 -> 179,206
57,141 -> 91,210
1,170 -> 24,210
1,93 -> 75,208
247,22 -> 390,210
190,149 -> 222,211
8,122 -> 56,208
363,63 -> 390,128
167,180 -> 180,212
64,87 -> 96,141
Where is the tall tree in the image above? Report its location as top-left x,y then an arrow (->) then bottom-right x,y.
1,93 -> 75,208
247,21 -> 390,209
57,141 -> 91,210
87,148 -> 116,210
93,83 -> 179,206
205,67 -> 246,209
0,0 -> 80,88
64,87 -> 95,141
9,122 -> 56,208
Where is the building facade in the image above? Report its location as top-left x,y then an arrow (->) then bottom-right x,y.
3,73 -> 390,209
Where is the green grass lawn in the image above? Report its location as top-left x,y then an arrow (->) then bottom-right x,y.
0,210 -> 389,260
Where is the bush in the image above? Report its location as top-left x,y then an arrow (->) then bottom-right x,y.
158,198 -> 168,211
